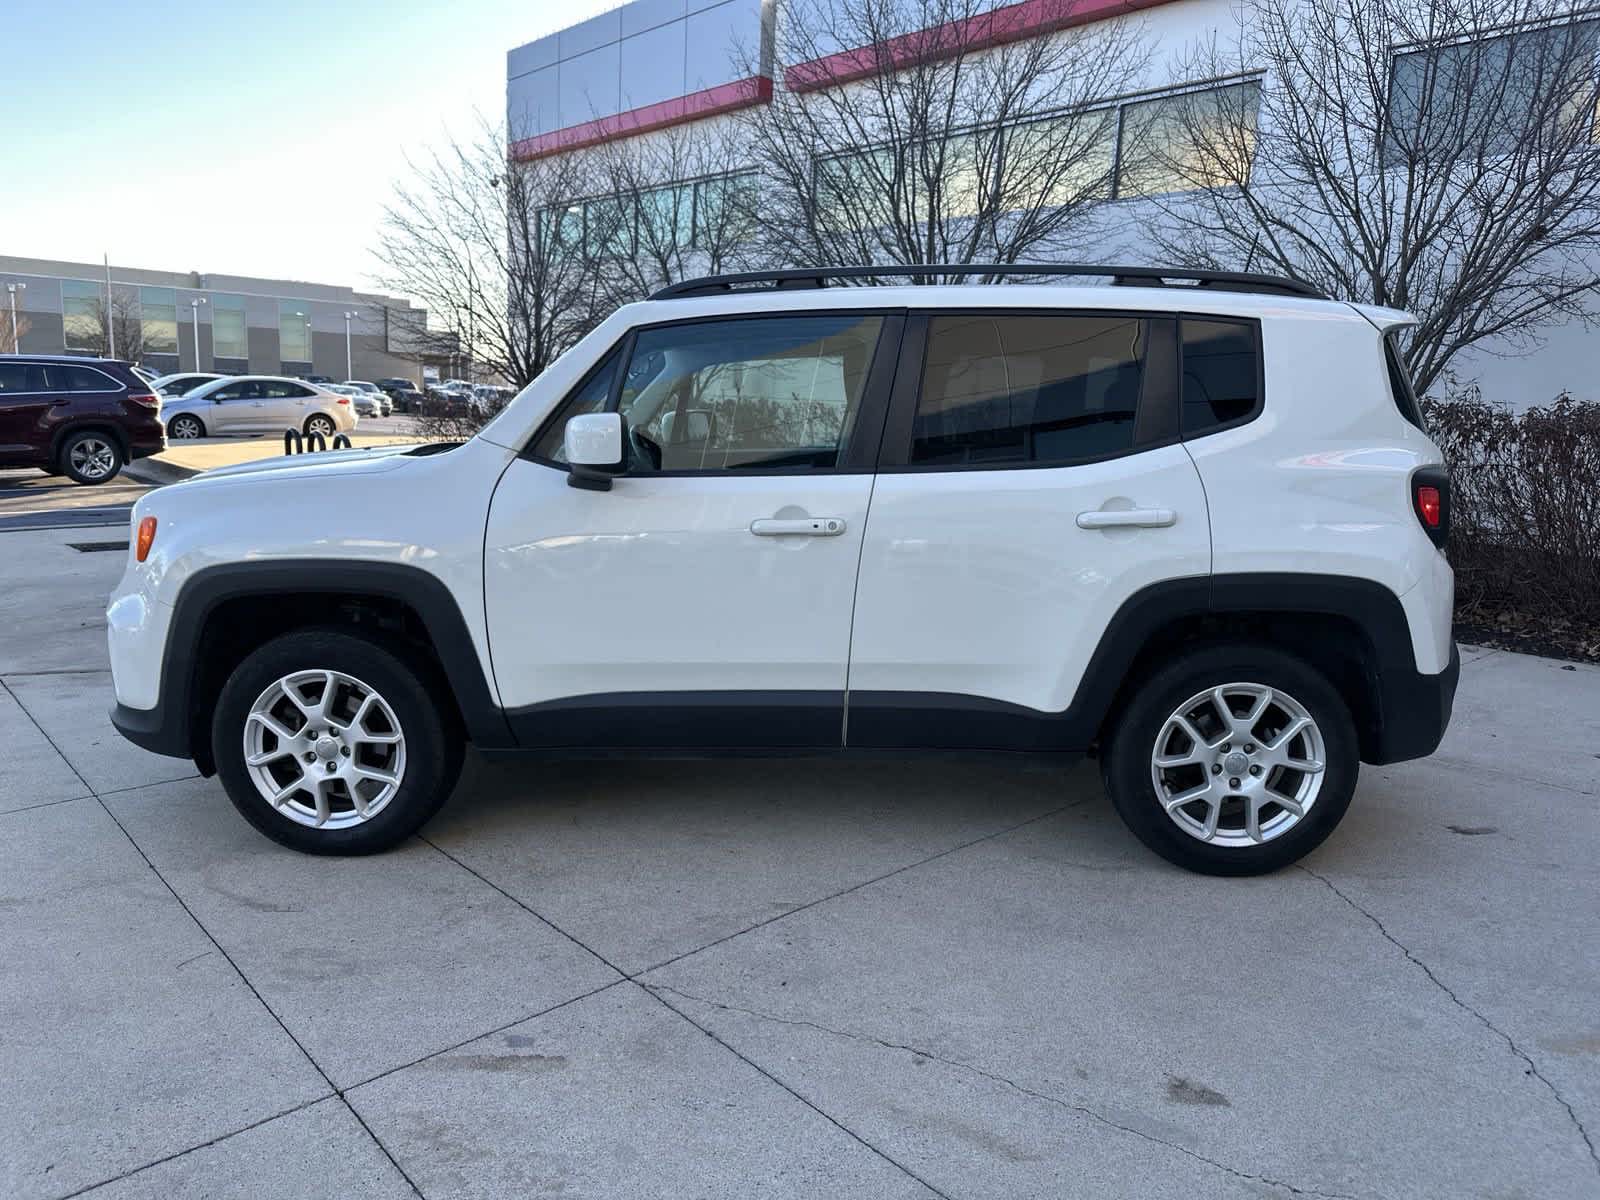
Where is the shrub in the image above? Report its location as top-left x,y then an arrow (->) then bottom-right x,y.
1424,393 -> 1600,655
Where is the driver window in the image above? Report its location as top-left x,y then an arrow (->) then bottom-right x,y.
618,314 -> 883,472
911,314 -> 1147,466
212,381 -> 255,401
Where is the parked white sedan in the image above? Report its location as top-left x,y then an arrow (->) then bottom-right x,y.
327,383 -> 384,419
161,376 -> 359,439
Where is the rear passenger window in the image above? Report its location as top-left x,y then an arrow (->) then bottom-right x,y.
56,365 -> 117,391
911,314 -> 1146,466
0,363 -> 48,392
1181,319 -> 1259,434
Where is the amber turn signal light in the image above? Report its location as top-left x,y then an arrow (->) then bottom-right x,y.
135,516 -> 157,562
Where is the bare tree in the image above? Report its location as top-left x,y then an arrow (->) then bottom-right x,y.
70,291 -> 143,362
585,122 -> 771,302
741,0 -> 1149,278
1145,0 -> 1600,395
372,119 -> 609,391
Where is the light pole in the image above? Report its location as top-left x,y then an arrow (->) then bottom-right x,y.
5,281 -> 24,353
189,297 -> 207,370
342,311 -> 357,381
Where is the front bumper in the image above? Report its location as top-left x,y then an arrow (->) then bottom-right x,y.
1366,641 -> 1460,764
110,700 -> 191,760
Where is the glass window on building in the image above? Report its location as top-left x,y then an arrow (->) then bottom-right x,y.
279,302 -> 312,362
692,173 -> 760,247
1006,108 -> 1119,206
140,287 -> 179,354
61,280 -> 103,352
1116,80 -> 1262,198
1387,20 -> 1598,161
636,184 -> 694,252
212,295 -> 248,359
584,196 -> 632,259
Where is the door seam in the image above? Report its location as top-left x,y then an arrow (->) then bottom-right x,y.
839,469 -> 879,748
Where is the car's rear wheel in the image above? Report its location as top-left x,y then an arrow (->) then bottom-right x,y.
212,629 -> 463,855
59,431 -> 124,485
305,414 -> 336,439
1102,644 -> 1358,875
168,413 -> 206,439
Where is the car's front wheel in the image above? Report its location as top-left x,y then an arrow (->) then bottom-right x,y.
212,629 -> 463,854
59,430 -> 124,484
1102,644 -> 1358,876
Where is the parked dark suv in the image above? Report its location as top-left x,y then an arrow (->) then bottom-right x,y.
375,377 -> 421,412
0,355 -> 166,484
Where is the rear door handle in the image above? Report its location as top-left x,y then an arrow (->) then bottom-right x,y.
1076,508 -> 1176,529
750,517 -> 846,537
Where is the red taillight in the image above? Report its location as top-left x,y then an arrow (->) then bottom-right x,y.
135,516 -> 157,562
1412,471 -> 1449,550
128,392 -> 160,409
336,396 -> 350,405
1416,485 -> 1441,528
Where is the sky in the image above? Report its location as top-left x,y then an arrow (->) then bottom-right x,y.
3,0 -> 616,292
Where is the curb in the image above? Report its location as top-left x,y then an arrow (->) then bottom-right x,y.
125,458 -> 201,487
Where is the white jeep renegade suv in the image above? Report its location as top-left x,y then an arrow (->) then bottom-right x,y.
107,265 -> 1458,875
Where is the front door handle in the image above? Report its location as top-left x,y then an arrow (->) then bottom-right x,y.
750,517 -> 846,537
1076,508 -> 1176,530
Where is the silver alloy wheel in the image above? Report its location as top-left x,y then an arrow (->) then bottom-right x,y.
242,669 -> 407,830
307,416 -> 335,437
68,436 -> 118,480
169,415 -> 203,439
1149,682 -> 1326,847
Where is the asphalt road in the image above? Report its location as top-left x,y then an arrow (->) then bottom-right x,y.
1,525 -> 1597,1199
0,469 -> 147,532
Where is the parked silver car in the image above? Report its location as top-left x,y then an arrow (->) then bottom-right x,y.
343,380 -> 391,416
161,375 -> 358,439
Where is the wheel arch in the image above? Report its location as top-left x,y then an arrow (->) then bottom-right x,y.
1081,573 -> 1432,764
51,421 -> 129,466
153,560 -> 512,775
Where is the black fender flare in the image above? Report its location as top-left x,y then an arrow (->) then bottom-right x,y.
111,559 -> 513,764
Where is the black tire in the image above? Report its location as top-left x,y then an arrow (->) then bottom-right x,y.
304,414 -> 336,438
1102,643 -> 1359,876
58,430 -> 124,485
212,628 -> 463,855
168,413 -> 206,440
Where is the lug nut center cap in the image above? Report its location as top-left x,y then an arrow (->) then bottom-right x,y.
1222,751 -> 1250,776
314,735 -> 341,762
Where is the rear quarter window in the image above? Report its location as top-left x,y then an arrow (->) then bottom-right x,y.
1180,318 -> 1261,436
1384,334 -> 1426,429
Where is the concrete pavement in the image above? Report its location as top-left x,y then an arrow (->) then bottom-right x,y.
1,525 -> 1596,1199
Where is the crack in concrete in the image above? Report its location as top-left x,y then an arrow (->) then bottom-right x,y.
1299,865 -> 1599,1174
647,983 -> 1356,1200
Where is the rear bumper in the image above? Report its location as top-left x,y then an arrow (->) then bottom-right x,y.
1367,641 -> 1460,764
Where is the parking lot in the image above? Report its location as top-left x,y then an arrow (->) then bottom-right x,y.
2,519 -> 1597,1199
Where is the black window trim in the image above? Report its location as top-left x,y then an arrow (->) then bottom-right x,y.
1177,313 -> 1267,442
875,307 -> 1188,473
521,307 -> 908,478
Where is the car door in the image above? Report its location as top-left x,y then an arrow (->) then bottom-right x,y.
483,310 -> 903,750
203,379 -> 264,432
258,381 -> 311,432
0,362 -> 52,457
845,309 -> 1212,750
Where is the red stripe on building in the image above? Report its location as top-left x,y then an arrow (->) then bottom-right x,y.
785,0 -> 1178,93
510,76 -> 774,160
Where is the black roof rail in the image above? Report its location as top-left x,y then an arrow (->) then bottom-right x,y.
650,263 -> 1327,300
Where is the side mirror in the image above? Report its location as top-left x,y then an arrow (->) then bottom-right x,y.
564,412 -> 625,491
